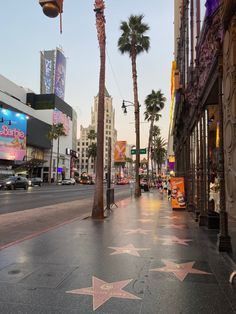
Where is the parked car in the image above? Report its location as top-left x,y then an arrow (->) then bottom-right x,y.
0,179 -> 5,190
79,177 -> 95,185
4,176 -> 29,190
61,178 -> 76,185
116,178 -> 129,185
28,177 -> 43,187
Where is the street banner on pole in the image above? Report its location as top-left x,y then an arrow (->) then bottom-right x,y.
114,141 -> 126,162
170,177 -> 186,209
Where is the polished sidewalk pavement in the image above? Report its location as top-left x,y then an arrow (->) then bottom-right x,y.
0,191 -> 236,313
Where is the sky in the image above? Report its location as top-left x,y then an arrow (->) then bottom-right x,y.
0,1 -> 206,148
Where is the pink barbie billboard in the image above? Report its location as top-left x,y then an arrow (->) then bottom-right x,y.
0,109 -> 27,161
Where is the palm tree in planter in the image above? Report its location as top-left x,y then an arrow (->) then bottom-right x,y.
87,129 -> 97,174
144,89 -> 166,184
47,124 -> 61,183
118,14 -> 150,197
87,142 -> 97,174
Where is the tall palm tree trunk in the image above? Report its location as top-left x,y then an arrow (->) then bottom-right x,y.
92,0 -> 106,218
131,50 -> 141,198
147,118 -> 154,187
48,141 -> 53,183
56,137 -> 60,183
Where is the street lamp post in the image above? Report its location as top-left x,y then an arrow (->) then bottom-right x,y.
39,0 -> 106,218
122,100 -> 141,198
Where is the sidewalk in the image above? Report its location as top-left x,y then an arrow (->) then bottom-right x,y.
0,191 -> 236,313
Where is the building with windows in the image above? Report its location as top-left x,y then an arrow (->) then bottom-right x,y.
172,0 -> 236,252
0,74 -> 77,182
77,88 -> 117,176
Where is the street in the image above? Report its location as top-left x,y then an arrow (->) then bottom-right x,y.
0,183 -> 133,248
0,184 -> 131,215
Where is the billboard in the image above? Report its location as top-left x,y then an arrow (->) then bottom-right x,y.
40,48 -> 66,100
53,109 -> 70,135
170,177 -> 186,209
114,141 -> 126,162
0,109 -> 27,161
40,50 -> 55,94
55,49 -> 66,100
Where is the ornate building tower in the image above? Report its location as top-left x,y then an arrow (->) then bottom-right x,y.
77,88 -> 117,175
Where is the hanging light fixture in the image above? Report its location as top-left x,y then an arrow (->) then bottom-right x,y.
39,0 -> 64,33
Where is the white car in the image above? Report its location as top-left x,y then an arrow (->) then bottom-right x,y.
61,178 -> 76,185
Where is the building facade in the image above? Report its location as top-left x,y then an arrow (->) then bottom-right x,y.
77,88 -> 117,176
172,0 -> 236,252
0,74 -> 76,182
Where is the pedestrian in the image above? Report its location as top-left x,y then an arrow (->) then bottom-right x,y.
163,181 -> 167,193
167,180 -> 171,201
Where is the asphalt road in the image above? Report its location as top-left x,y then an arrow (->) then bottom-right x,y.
0,184 -> 131,215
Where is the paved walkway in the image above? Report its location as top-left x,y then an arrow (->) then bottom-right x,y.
0,191 -> 236,313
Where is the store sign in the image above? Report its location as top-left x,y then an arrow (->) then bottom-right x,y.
0,109 -> 27,161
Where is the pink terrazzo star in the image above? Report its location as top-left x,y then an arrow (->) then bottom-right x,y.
124,228 -> 152,235
150,259 -> 212,281
138,219 -> 153,223
108,243 -> 150,256
159,235 -> 192,246
66,276 -> 141,311
164,224 -> 187,229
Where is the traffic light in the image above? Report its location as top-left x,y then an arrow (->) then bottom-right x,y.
39,0 -> 63,18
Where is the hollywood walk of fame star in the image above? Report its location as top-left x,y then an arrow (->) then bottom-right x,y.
163,224 -> 187,229
124,228 -> 152,235
108,243 -> 150,256
66,276 -> 141,311
150,259 -> 212,281
138,219 -> 153,223
159,235 -> 192,246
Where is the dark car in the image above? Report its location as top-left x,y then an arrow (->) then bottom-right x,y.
28,177 -> 43,187
5,176 -> 29,190
0,179 -> 5,190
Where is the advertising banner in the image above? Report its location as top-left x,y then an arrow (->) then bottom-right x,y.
114,141 -> 126,162
170,177 -> 186,209
168,155 -> 175,171
0,109 -> 27,161
55,49 -> 66,100
40,50 -> 55,94
53,109 -> 70,135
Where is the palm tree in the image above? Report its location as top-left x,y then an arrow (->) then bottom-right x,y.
144,90 -> 166,184
47,124 -> 61,183
55,123 -> 66,183
151,125 -> 161,177
153,137 -> 167,174
87,142 -> 97,174
87,129 -> 97,174
118,14 -> 150,198
92,0 -> 106,219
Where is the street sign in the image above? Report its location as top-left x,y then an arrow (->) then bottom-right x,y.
131,148 -> 146,155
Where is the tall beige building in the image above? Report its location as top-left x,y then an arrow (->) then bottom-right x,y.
77,88 -> 117,175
